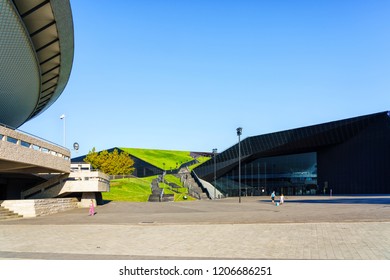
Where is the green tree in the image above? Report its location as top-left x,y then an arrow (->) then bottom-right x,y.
84,148 -> 135,175
83,147 -> 99,169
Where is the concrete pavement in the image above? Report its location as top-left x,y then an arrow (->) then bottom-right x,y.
0,196 -> 389,259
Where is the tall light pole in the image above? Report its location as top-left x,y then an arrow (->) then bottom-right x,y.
60,114 -> 66,147
236,127 -> 242,203
212,148 -> 218,199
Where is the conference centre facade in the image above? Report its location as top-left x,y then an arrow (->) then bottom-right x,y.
193,111 -> 390,196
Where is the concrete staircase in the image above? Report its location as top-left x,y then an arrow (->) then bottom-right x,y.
179,168 -> 209,200
21,174 -> 68,199
1,198 -> 79,218
187,176 -> 209,199
0,205 -> 22,220
148,178 -> 174,202
148,168 -> 210,202
148,178 -> 162,202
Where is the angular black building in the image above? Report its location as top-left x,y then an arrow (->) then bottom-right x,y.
194,111 -> 390,196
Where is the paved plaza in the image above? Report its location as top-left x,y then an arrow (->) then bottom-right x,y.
0,196 -> 389,260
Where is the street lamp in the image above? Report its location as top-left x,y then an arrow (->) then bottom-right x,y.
236,127 -> 242,203
212,148 -> 218,199
60,114 -> 66,147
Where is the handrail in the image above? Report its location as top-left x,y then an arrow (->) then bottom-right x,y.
69,169 -> 110,182
21,174 -> 68,199
191,170 -> 210,198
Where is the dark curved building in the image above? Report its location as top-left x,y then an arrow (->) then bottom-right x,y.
194,111 -> 390,196
0,0 -> 74,128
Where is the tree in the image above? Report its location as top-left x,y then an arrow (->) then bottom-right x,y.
84,148 -> 135,175
83,147 -> 99,169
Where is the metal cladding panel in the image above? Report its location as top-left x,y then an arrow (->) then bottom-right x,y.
35,0 -> 74,115
0,0 -> 40,127
317,113 -> 390,194
0,0 -> 74,127
194,111 -> 390,194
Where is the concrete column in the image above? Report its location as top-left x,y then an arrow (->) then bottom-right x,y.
79,192 -> 96,208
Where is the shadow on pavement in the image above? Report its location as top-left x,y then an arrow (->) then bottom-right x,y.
259,197 -> 390,205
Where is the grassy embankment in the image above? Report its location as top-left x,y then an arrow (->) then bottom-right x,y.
162,174 -> 196,201
188,156 -> 210,170
102,176 -> 154,202
104,175 -> 196,202
120,147 -> 194,170
103,148 -> 210,202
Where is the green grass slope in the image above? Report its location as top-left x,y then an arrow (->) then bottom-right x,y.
159,182 -> 196,201
189,156 -> 211,170
120,147 -> 195,170
103,175 -> 196,202
103,177 -> 154,202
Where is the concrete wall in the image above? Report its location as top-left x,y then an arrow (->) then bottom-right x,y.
21,170 -> 110,200
199,178 -> 224,199
1,198 -> 78,218
63,171 -> 110,193
0,125 -> 70,174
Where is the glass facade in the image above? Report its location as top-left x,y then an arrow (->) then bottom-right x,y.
215,152 -> 317,197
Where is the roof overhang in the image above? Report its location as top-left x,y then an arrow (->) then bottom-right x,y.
0,0 -> 74,127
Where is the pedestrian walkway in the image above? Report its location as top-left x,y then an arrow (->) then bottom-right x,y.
0,196 -> 389,259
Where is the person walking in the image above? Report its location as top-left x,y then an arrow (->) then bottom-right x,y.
89,199 -> 95,216
280,194 -> 285,204
271,191 -> 276,204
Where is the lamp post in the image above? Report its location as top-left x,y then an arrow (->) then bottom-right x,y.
60,114 -> 66,147
212,148 -> 218,199
236,127 -> 242,203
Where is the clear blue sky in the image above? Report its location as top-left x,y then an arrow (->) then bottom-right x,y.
20,0 -> 390,157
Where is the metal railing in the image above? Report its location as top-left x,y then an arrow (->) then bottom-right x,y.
191,170 -> 210,198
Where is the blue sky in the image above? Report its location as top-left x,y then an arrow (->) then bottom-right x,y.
20,0 -> 390,157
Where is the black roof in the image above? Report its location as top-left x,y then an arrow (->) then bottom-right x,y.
194,111 -> 390,179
